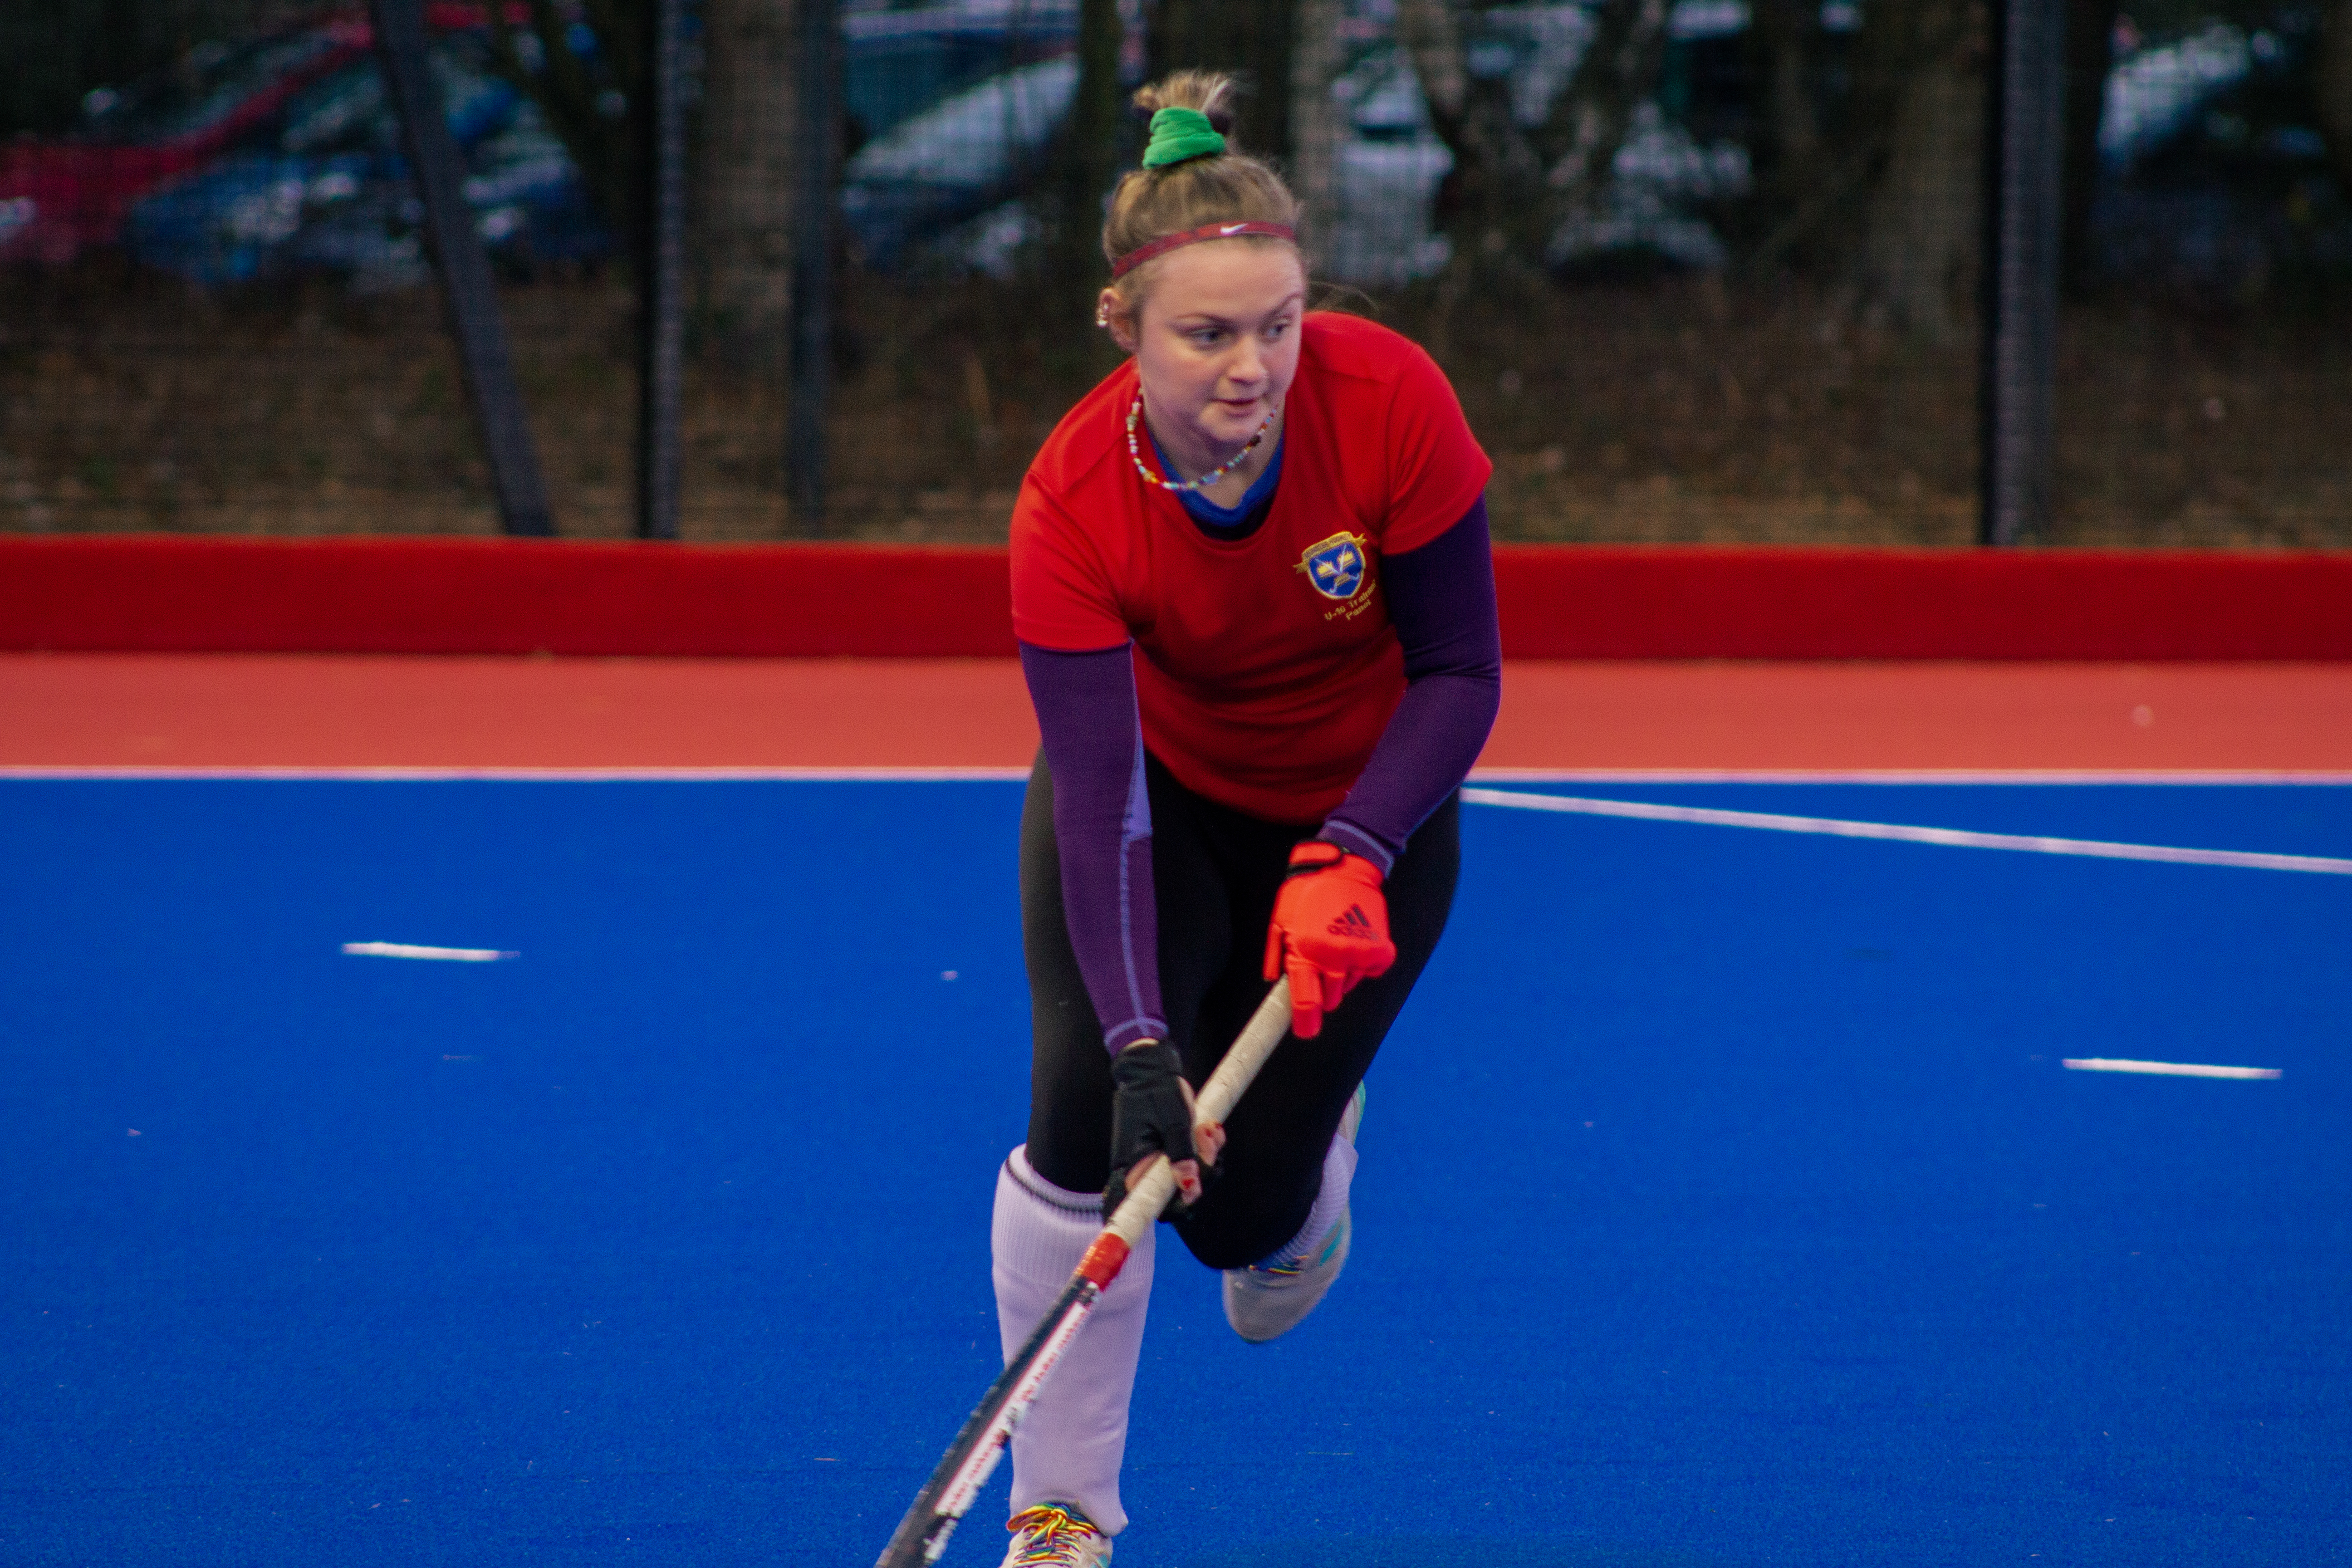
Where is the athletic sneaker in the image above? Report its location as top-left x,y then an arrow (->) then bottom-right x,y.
1222,1084 -> 1364,1344
1001,1503 -> 1112,1567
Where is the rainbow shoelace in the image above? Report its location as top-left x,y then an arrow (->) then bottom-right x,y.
1249,1211 -> 1348,1279
1006,1504 -> 1104,1564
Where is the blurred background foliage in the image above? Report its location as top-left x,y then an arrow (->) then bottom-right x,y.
2,0 -> 2347,544
1,0 -> 301,137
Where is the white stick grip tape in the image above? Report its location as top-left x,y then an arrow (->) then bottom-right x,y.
1196,976 -> 1293,1128
1102,978 -> 1292,1250
1096,982 -> 1289,1250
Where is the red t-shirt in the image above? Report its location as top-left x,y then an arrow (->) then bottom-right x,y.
1012,312 -> 1492,823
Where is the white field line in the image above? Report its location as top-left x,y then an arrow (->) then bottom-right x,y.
1468,769 -> 2352,786
343,941 -> 516,962
2063,1058 -> 2282,1080
1461,786 -> 2352,876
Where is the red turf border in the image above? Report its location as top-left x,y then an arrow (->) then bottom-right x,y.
3,534 -> 2347,660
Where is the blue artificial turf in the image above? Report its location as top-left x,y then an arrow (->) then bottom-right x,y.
0,779 -> 2345,1567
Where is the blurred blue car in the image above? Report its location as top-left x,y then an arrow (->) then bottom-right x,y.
125,27 -> 610,287
843,0 -> 1076,146
123,0 -> 1081,286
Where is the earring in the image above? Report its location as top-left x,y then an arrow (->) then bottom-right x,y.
1094,302 -> 1111,328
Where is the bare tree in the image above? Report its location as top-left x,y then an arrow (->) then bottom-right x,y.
1398,0 -> 1671,276
1147,0 -> 1296,162
1546,0 -> 1671,215
1049,0 -> 1126,284
485,0 -> 646,234
699,0 -> 801,371
1392,0 -> 1487,248
1743,0 -> 1826,215
1,0 -> 306,138
2060,0 -> 2122,294
1855,0 -> 1987,340
1290,0 -> 1349,258
1392,0 -> 1466,149
2321,0 -> 2352,194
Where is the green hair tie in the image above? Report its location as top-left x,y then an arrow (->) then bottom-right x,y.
1142,107 -> 1225,169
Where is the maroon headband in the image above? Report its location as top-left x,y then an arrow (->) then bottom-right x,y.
1109,220 -> 1297,279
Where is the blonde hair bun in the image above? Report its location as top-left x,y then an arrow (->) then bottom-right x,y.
1132,70 -> 1239,139
1102,72 -> 1302,297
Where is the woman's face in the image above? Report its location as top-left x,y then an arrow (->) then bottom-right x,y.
1106,241 -> 1306,464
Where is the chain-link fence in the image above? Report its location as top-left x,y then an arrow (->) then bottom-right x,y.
3,0 -> 2347,544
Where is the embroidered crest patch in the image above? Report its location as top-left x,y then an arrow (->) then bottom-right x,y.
1296,532 -> 1372,603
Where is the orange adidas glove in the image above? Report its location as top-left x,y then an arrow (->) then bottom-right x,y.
1262,840 -> 1396,1039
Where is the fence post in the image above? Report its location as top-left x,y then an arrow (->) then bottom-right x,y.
369,0 -> 554,537
1978,0 -> 2067,546
636,0 -> 688,540
787,0 -> 841,534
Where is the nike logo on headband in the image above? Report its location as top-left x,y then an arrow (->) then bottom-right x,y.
1109,220 -> 1299,278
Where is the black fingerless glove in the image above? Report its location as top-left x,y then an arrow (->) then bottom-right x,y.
1102,1039 -> 1199,1222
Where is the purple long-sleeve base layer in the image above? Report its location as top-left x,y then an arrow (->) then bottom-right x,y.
1021,641 -> 1168,1054
1019,499 -> 1502,1054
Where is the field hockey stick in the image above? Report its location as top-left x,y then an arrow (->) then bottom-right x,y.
872,976 -> 1295,1568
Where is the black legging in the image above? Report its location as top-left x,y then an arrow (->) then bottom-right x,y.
1021,750 -> 1461,1271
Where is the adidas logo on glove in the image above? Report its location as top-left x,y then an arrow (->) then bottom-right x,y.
1267,843 -> 1397,1039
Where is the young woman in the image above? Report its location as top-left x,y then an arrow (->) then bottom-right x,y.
991,71 -> 1502,1566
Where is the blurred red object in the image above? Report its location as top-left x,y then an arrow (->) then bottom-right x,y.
0,4 -> 514,265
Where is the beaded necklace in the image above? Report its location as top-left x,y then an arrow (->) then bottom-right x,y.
1126,391 -> 1276,494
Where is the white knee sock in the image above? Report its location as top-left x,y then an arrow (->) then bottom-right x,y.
991,1146 -> 1154,1536
1258,1123 -> 1358,1269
